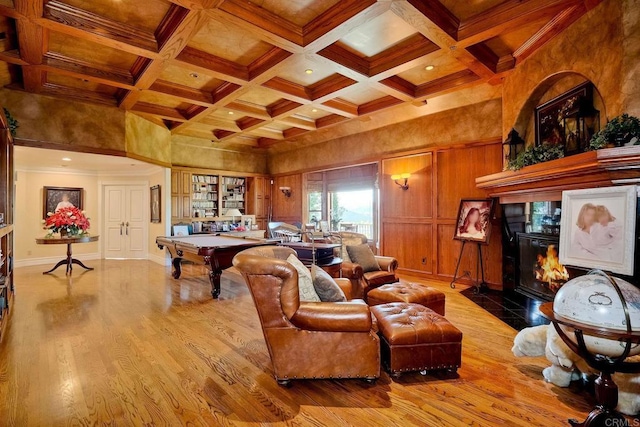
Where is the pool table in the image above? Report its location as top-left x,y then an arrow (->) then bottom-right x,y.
156,234 -> 271,298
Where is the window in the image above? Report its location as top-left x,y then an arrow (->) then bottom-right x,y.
329,189 -> 374,239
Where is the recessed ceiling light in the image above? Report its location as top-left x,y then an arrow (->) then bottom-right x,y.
228,111 -> 234,115
425,65 -> 435,71
311,108 -> 318,113
189,72 -> 199,78
62,157 -> 72,161
305,69 -> 313,75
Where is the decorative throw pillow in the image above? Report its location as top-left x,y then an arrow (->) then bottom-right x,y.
346,244 -> 381,273
311,264 -> 347,302
340,236 -> 364,263
286,254 -> 321,302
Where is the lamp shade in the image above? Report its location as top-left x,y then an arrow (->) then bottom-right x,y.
225,209 -> 243,218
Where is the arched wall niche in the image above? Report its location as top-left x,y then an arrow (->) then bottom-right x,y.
511,71 -> 607,148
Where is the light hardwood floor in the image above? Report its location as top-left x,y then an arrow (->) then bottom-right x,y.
0,260 -> 596,426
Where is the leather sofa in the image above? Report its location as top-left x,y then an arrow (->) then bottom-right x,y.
328,232 -> 399,300
233,247 -> 380,386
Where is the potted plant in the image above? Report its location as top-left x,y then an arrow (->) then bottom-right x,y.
588,113 -> 640,150
507,143 -> 565,171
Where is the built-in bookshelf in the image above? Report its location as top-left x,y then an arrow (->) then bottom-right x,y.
191,174 -> 218,218
0,113 -> 14,341
221,176 -> 245,215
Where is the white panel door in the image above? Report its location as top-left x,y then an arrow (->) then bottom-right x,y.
104,185 -> 148,259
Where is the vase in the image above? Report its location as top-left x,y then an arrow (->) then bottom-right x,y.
59,229 -> 68,238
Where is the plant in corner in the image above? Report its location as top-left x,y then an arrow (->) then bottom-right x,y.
507,143 -> 565,171
2,108 -> 18,138
588,113 -> 640,150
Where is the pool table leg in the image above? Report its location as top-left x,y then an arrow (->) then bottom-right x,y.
210,270 -> 221,299
172,257 -> 182,279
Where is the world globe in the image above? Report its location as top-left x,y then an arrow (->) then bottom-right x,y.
553,272 -> 640,357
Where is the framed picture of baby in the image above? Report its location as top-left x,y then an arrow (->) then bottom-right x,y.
42,187 -> 84,219
559,185 -> 637,275
453,199 -> 495,244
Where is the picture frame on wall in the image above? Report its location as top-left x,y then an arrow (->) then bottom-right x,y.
453,199 -> 495,245
150,185 -> 161,223
559,185 -> 637,275
43,187 -> 83,219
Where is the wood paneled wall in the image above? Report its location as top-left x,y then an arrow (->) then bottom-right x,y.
381,141 -> 504,289
272,174 -> 303,224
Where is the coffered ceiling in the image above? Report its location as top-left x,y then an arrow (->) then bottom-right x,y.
0,0 -> 601,150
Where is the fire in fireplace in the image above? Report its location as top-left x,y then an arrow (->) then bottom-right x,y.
533,244 -> 569,293
517,233 -> 578,300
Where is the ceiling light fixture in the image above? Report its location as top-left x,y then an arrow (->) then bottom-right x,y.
425,65 -> 435,71
311,108 -> 318,113
189,72 -> 199,78
62,157 -> 72,161
305,69 -> 313,74
228,111 -> 234,115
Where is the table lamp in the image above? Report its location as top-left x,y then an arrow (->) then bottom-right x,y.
225,208 -> 243,224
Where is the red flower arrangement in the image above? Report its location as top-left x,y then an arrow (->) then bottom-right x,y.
43,207 -> 91,236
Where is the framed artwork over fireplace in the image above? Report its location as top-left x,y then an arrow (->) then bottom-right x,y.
559,185 -> 637,275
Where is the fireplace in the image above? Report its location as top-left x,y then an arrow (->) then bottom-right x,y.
517,233 -> 582,300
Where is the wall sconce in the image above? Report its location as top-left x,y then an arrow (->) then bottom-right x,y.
279,186 -> 292,197
391,173 -> 410,190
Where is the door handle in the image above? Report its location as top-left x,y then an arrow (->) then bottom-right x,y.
126,222 -> 129,235
120,222 -> 124,235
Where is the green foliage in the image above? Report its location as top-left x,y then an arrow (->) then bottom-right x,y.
507,143 -> 565,171
2,108 -> 17,138
588,113 -> 640,150
330,193 -> 345,230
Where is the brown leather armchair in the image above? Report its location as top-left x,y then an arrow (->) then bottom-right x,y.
329,232 -> 399,300
233,248 -> 380,386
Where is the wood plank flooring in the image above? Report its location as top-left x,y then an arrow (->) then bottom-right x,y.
0,260 -> 597,426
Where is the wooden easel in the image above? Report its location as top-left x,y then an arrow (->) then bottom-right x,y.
450,241 -> 488,294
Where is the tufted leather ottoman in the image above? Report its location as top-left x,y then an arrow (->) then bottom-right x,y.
367,282 -> 446,315
370,302 -> 462,377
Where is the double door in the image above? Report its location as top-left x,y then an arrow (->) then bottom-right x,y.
104,185 -> 147,259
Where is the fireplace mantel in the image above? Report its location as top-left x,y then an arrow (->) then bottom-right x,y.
476,146 -> 640,203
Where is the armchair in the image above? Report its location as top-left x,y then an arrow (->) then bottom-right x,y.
233,249 -> 380,386
328,232 -> 399,300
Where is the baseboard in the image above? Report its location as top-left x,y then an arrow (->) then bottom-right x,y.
15,253 -> 101,268
148,253 -> 170,266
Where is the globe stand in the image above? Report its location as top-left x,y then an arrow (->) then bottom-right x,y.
539,270 -> 640,427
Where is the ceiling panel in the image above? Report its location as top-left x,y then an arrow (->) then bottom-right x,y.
292,105 -> 332,120
339,10 -> 418,58
188,16 -> 274,66
238,87 -> 285,107
158,65 -> 225,92
251,0 -> 341,26
48,32 -> 139,71
397,51 -> 469,86
337,86 -> 387,105
137,91 -> 194,110
59,0 -> 172,32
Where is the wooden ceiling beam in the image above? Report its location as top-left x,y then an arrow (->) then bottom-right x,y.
283,127 -> 308,139
41,82 -> 118,106
147,80 -> 213,106
166,0 -> 224,11
278,115 -> 316,131
247,47 -> 292,81
414,69 -> 480,98
302,0 -> 387,51
15,0 -> 46,91
268,99 -> 302,118
513,4 -> 585,65
370,80 -> 417,102
236,116 -> 267,132
119,7 -> 207,110
358,95 -> 403,116
131,102 -> 188,121
405,0 -> 459,40
225,100 -> 271,120
316,114 -> 349,129
321,98 -> 358,118
42,1 -> 159,58
42,52 -> 135,88
368,34 -> 440,77
173,48 -> 249,85
457,0 -> 582,47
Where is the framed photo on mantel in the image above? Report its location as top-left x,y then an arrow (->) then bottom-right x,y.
559,185 -> 637,275
43,187 -> 83,219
